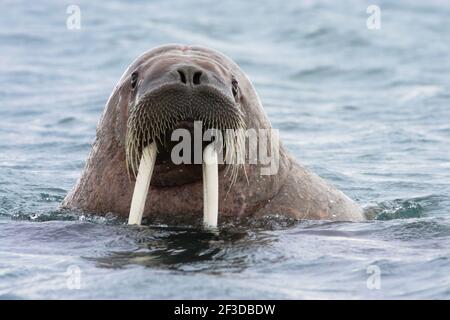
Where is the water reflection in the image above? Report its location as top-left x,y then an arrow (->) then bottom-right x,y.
90,225 -> 274,273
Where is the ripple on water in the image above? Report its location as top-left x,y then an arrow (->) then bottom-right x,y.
365,195 -> 441,220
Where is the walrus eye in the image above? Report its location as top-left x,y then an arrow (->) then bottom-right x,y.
231,79 -> 239,98
131,72 -> 138,89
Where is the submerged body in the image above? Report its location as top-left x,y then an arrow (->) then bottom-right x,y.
62,44 -> 364,223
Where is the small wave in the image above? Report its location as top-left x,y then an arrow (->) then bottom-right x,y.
290,65 -> 340,80
370,218 -> 450,242
364,195 -> 440,220
397,85 -> 442,103
9,209 -> 120,224
55,117 -> 77,125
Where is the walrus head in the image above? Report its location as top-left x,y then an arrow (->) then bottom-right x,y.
63,44 -> 292,225
125,54 -> 246,187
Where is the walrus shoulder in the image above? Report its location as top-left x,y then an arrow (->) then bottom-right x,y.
256,159 -> 365,221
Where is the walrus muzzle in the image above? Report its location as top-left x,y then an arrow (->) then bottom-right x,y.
125,79 -> 246,228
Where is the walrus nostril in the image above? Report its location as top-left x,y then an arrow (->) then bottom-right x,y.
177,70 -> 187,84
193,71 -> 202,85
177,66 -> 203,85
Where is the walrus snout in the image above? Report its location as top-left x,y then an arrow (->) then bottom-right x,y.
132,57 -> 236,106
176,65 -> 206,86
125,56 -> 246,186
124,59 -> 246,216
125,58 -> 240,226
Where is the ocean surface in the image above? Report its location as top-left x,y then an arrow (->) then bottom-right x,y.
1,0 -> 449,299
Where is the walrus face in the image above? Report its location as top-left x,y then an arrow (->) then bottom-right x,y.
125,55 -> 246,188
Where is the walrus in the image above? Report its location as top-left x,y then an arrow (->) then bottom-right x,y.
62,44 -> 365,226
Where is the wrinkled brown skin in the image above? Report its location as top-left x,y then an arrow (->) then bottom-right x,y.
62,44 -> 365,222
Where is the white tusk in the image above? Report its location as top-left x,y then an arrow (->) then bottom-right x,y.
202,143 -> 219,228
128,142 -> 157,225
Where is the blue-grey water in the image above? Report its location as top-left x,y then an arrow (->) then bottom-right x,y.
1,0 -> 449,299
